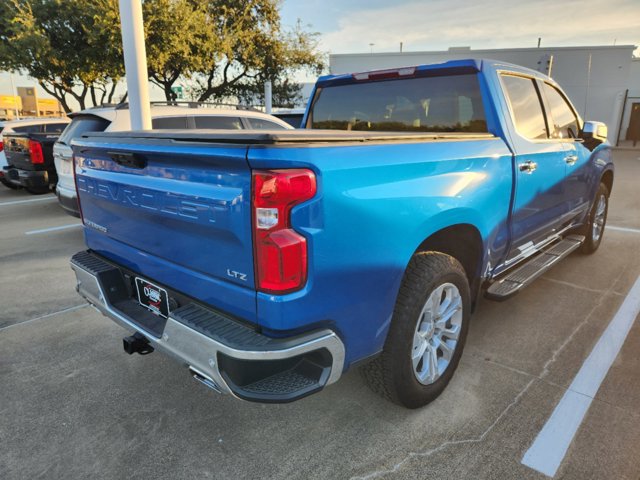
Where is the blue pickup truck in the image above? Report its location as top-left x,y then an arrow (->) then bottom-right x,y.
70,59 -> 613,408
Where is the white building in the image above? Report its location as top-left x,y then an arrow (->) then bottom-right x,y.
620,58 -> 640,143
330,45 -> 638,143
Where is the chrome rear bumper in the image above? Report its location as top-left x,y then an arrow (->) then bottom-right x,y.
71,251 -> 345,403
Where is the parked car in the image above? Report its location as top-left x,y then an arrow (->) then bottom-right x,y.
54,102 -> 292,217
2,118 -> 70,194
271,108 -> 305,128
0,118 -> 69,190
69,59 -> 613,408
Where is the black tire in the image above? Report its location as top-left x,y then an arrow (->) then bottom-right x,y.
0,178 -> 20,190
26,186 -> 51,195
361,252 -> 471,408
578,182 -> 609,254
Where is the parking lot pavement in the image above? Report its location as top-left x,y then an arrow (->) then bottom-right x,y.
1,149 -> 639,480
0,190 -> 82,328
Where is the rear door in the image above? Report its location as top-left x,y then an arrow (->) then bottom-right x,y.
500,74 -> 570,261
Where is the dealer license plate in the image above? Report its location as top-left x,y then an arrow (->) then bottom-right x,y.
134,277 -> 170,318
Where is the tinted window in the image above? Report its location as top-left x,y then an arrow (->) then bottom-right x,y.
152,116 -> 188,129
274,114 -> 303,128
246,118 -> 288,130
502,75 -> 547,140
193,116 -> 243,129
43,123 -> 68,133
58,115 -> 110,145
310,73 -> 487,132
13,124 -> 43,134
542,83 -> 579,139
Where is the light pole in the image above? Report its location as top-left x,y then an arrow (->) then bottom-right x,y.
9,73 -> 19,119
118,0 -> 151,130
264,81 -> 272,114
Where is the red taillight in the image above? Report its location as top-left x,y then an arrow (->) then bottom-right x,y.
252,169 -> 316,294
0,140 -> 4,152
28,140 -> 44,164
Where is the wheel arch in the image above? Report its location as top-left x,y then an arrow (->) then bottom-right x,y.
413,223 -> 484,299
601,169 -> 614,196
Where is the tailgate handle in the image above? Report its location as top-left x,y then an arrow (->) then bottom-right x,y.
108,152 -> 147,169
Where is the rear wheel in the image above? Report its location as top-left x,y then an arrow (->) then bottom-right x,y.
579,182 -> 609,254
361,252 -> 471,408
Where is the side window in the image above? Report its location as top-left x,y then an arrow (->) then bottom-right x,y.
193,116 -> 243,129
152,116 -> 188,129
501,75 -> 547,140
542,83 -> 579,139
246,118 -> 288,130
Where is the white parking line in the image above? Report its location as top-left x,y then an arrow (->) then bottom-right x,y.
0,304 -> 87,332
0,196 -> 56,207
522,275 -> 640,477
607,225 -> 640,234
25,223 -> 82,235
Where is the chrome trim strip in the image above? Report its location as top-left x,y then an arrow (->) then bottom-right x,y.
71,262 -> 346,397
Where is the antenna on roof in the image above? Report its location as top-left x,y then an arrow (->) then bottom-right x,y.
537,37 -> 542,48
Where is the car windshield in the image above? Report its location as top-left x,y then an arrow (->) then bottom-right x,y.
309,73 -> 487,133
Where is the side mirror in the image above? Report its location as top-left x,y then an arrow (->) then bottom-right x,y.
581,121 -> 608,146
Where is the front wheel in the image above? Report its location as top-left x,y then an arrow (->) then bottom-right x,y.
579,183 -> 609,254
361,252 -> 471,408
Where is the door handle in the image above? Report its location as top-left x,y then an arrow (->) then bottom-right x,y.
565,154 -> 578,166
519,161 -> 538,174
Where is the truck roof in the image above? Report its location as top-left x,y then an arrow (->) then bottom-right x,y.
316,58 -> 554,88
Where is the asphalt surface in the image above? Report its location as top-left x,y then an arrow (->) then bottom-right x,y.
1,149 -> 639,480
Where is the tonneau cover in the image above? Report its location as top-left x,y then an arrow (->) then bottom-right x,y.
78,129 -> 495,145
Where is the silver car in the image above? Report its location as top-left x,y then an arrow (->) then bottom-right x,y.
54,103 -> 292,217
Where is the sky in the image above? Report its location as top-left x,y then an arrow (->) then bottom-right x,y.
2,0 -> 639,104
280,0 -> 640,54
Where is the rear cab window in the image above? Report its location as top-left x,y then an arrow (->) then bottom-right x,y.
308,73 -> 488,132
58,115 -> 110,145
12,124 -> 44,134
43,123 -> 69,133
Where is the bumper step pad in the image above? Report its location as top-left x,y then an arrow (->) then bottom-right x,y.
485,235 -> 585,301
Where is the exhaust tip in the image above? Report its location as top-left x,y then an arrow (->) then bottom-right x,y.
189,367 -> 222,394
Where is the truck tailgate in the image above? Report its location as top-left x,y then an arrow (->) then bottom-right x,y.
4,133 -> 57,170
73,137 -> 256,321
